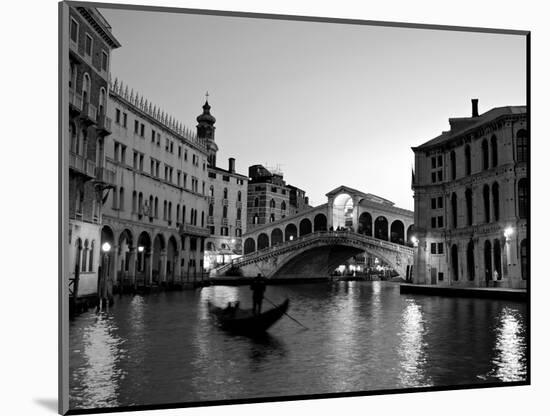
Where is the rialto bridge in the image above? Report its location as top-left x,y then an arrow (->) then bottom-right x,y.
216,186 -> 416,279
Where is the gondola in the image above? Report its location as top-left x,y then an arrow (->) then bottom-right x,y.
207,298 -> 289,335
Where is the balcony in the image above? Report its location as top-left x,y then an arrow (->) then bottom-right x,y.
207,196 -> 215,204
179,223 -> 211,237
69,89 -> 83,115
222,199 -> 229,206
96,112 -> 112,136
94,166 -> 116,187
80,102 -> 97,125
69,152 -> 96,179
207,216 -> 215,225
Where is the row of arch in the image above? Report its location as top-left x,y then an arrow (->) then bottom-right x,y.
100,225 -> 205,285
209,186 -> 242,202
357,213 -> 413,245
449,129 -> 527,180
73,238 -> 96,273
449,178 -> 527,229
449,239 -> 528,282
243,212 -> 413,254
129,190 -> 204,226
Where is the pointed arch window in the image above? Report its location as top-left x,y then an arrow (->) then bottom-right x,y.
465,145 -> 471,175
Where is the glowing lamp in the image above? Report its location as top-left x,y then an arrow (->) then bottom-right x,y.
101,242 -> 111,252
504,227 -> 514,240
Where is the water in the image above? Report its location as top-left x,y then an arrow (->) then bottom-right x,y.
69,281 -> 527,410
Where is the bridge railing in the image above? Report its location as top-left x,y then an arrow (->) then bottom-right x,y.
215,230 -> 414,275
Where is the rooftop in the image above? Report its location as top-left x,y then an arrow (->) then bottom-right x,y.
413,104 -> 526,151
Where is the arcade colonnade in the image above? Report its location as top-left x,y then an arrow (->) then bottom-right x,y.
98,222 -> 207,290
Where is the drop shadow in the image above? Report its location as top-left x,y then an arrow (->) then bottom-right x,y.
34,398 -> 58,413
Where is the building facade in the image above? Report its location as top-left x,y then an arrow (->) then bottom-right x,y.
101,82 -> 213,290
201,102 -> 249,271
247,165 -> 310,230
67,6 -> 120,303
411,99 -> 528,288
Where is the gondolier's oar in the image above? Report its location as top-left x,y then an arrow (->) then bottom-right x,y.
264,296 -> 308,330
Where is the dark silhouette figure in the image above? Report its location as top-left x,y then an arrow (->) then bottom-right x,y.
250,274 -> 267,315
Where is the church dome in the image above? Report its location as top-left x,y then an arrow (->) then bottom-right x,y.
196,100 -> 216,124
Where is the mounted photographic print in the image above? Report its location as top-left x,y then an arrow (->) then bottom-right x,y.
59,1 -> 530,414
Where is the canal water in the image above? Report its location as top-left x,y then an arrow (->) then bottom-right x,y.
69,281 -> 527,410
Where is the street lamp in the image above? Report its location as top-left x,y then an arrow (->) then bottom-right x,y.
102,242 -> 111,252
410,236 -> 419,247
290,235 -> 294,241
138,245 -> 144,253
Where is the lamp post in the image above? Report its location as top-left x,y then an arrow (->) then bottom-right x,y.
99,242 -> 111,311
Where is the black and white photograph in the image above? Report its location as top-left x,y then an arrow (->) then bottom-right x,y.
59,1 -> 530,414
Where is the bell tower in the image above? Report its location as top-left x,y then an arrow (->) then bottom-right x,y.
196,93 -> 218,167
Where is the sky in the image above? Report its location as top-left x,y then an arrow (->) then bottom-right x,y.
99,7 -> 526,210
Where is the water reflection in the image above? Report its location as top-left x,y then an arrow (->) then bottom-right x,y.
69,282 -> 527,409
70,313 -> 125,409
490,307 -> 527,382
397,299 -> 431,387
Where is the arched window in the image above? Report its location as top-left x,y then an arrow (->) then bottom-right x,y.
254,198 -> 259,207
491,135 -> 498,167
80,128 -> 87,157
138,192 -> 143,215
270,199 -> 275,208
182,205 -> 186,224
483,185 -> 490,223
269,213 -> 275,222
223,188 -> 228,199
112,186 -> 118,209
208,204 -> 214,216
154,197 -> 159,218
253,214 -> 259,224
518,178 -> 528,219
451,193 -> 458,228
467,240 -> 475,281
465,145 -> 471,175
99,87 -> 106,116
492,182 -> 500,221
482,139 -> 489,170
465,188 -> 473,226
451,244 -> 459,281
520,239 -> 528,280
237,208 -> 241,220
82,73 -> 90,104
201,211 -> 204,227
148,195 -> 153,217
168,202 -> 172,222
89,241 -> 94,272
493,239 -> 502,279
209,186 -> 214,197
81,240 -> 88,272
484,240 -> 492,283
163,200 -> 167,220
237,191 -> 242,202
119,187 -> 124,211
223,206 -> 228,218
516,129 -> 528,162
132,191 -> 137,213
450,151 -> 456,180
281,201 -> 286,211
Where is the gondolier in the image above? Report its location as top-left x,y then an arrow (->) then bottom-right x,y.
250,273 -> 267,315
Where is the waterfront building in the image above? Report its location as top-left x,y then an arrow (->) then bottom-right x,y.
67,6 -> 120,304
411,99 -> 528,288
247,164 -> 310,230
101,83 -> 213,289
202,102 -> 249,271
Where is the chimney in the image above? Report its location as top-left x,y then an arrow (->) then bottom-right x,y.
471,98 -> 479,117
228,157 -> 235,173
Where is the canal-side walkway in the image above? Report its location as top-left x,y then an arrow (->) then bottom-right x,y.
400,283 -> 527,301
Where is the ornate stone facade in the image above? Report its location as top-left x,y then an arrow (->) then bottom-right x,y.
411,100 -> 528,288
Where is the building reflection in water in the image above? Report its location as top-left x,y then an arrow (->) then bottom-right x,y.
72,314 -> 125,409
491,306 -> 526,382
397,299 -> 431,388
